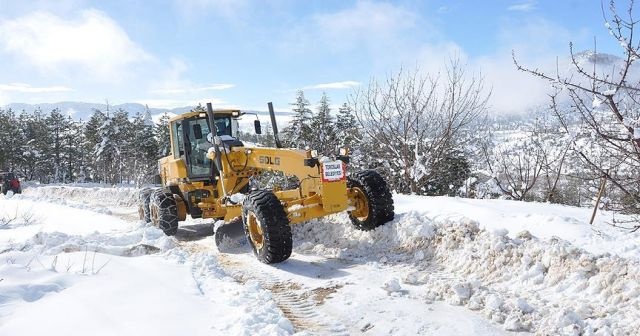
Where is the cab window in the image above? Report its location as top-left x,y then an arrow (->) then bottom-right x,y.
172,122 -> 184,159
214,117 -> 232,136
186,117 -> 212,177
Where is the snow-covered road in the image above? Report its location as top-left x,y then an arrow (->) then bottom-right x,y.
1,186 -> 639,335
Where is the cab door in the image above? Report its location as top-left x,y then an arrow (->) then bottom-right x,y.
182,117 -> 214,179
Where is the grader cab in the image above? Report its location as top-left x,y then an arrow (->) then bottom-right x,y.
139,102 -> 394,264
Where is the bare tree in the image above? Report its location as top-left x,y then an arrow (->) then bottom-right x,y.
482,132 -> 546,201
529,109 -> 573,202
350,58 -> 489,194
514,0 -> 640,228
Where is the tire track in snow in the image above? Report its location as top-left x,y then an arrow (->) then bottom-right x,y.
217,253 -> 349,336
173,238 -> 349,335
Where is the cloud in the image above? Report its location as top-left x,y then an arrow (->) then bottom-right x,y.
150,84 -> 235,95
176,0 -> 249,19
0,10 -> 151,80
277,0 -> 436,80
0,0 -> 84,18
312,1 -> 419,52
475,18 -> 583,114
437,6 -> 450,14
145,58 -> 234,108
136,97 -> 227,109
0,83 -> 72,93
508,1 -> 537,12
304,81 -> 361,90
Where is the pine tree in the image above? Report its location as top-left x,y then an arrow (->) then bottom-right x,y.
155,113 -> 171,157
261,122 -> 276,147
64,118 -> 86,182
19,108 -> 49,182
84,109 -> 107,182
335,103 -> 360,149
94,114 -> 118,183
0,109 -> 25,172
284,90 -> 313,148
111,108 -> 133,183
310,92 -> 337,155
46,109 -> 74,182
130,110 -> 159,185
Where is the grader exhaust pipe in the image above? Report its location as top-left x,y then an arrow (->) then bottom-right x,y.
268,102 -> 283,148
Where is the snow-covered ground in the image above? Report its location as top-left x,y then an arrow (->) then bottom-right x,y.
1,186 -> 639,335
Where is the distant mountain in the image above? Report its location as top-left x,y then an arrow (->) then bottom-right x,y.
1,101 -> 294,123
572,50 -> 624,68
3,102 -> 179,121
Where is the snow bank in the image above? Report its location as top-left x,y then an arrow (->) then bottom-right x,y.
293,212 -> 640,335
394,195 -> 640,261
22,184 -> 140,208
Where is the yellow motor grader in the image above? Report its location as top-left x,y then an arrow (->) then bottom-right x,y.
139,102 -> 394,264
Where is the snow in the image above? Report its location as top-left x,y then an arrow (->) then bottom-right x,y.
393,195 -> 640,261
592,96 -> 602,108
0,189 -> 292,336
1,185 -> 639,335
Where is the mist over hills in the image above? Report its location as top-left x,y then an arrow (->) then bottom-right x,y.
1,51 -> 626,124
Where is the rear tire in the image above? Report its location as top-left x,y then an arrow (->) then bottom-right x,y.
347,170 -> 395,230
138,188 -> 154,223
149,189 -> 179,236
242,190 -> 292,264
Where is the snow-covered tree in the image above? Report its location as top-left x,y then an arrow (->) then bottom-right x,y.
64,118 -> 87,182
483,134 -> 545,201
335,103 -> 360,149
155,112 -> 171,157
46,109 -> 76,182
284,90 -> 313,148
84,109 -> 107,181
19,109 -> 49,182
350,61 -> 489,194
310,92 -> 337,155
130,109 -> 159,185
94,113 -> 118,183
0,109 -> 25,173
111,109 -> 133,183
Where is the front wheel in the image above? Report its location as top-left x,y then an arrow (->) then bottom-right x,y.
242,190 -> 292,264
347,170 -> 395,231
138,188 -> 154,223
149,189 -> 179,236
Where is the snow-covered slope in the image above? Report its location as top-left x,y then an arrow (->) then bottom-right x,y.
1,186 -> 639,335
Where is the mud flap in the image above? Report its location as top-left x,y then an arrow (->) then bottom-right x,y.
214,218 -> 247,251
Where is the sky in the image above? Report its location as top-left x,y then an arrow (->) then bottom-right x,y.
0,0 -> 627,114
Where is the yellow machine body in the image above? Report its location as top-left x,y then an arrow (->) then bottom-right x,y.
157,109 -> 356,226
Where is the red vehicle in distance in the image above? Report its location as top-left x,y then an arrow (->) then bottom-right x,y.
0,172 -> 21,195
